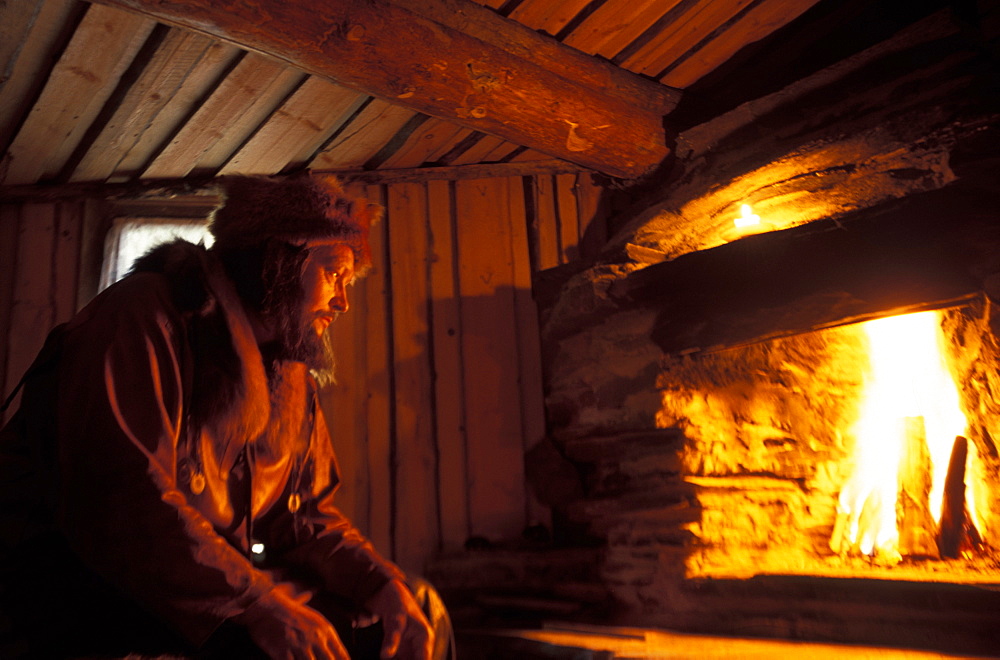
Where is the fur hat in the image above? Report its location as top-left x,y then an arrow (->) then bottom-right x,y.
209,173 -> 379,274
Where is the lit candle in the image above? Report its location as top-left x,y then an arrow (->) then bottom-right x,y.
734,203 -> 761,229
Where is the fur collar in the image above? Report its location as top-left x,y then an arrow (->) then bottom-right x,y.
133,241 -> 270,472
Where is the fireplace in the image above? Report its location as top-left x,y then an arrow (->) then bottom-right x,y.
530,7 -> 1000,654
536,236 -> 1000,655
534,292 -> 1000,652
652,304 -> 998,577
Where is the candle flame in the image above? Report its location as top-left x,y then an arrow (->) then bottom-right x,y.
734,203 -> 761,229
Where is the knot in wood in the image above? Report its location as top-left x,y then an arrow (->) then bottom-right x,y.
346,24 -> 366,41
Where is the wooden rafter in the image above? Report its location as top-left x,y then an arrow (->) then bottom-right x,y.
0,159 -> 587,202
88,0 -> 680,179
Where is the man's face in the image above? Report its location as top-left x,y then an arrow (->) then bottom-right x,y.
300,242 -> 356,339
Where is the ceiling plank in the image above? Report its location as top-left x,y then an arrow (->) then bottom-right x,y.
563,0 -> 684,60
657,0 -> 822,87
621,0 -> 757,75
219,78 -> 368,176
88,0 -> 678,179
192,68 -> 307,174
1,4 -> 157,185
309,100 -> 418,171
108,40 -> 243,181
0,0 -> 82,154
448,134 -> 512,166
141,52 -> 295,178
69,29 -> 217,182
377,118 -> 471,170
507,0 -> 593,37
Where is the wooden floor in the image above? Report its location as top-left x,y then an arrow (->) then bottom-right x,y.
457,623 -> 1000,659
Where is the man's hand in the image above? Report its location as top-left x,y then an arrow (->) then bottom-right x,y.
365,579 -> 434,659
237,583 -> 350,660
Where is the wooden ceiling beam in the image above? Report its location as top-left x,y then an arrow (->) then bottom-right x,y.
87,0 -> 679,179
0,159 -> 588,202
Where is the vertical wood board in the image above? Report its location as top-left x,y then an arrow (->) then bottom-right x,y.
535,174 -> 561,271
52,201 -> 82,322
555,172 -> 580,264
5,203 -> 57,409
361,183 -> 393,556
387,182 -> 439,571
574,171 -> 609,260
454,177 -> 527,541
504,176 -> 549,527
426,179 -> 469,551
75,199 -> 106,311
324,308 -> 367,530
0,204 -> 21,422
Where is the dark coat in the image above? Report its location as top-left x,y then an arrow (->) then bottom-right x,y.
0,240 -> 402,656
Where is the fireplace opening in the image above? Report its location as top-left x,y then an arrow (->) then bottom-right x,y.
656,301 -> 1000,583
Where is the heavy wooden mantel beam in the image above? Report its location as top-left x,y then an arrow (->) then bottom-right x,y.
88,0 -> 679,179
611,180 -> 1000,355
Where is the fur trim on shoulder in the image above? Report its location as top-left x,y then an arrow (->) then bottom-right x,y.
133,240 -> 269,467
132,240 -> 213,313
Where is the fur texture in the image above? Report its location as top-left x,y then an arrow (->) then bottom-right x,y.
210,173 -> 380,275
133,241 -> 270,473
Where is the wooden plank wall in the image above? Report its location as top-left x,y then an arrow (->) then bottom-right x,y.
0,200 -> 101,420
324,172 -> 609,574
0,171 -> 609,575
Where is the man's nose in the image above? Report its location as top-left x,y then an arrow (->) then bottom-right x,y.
330,286 -> 349,313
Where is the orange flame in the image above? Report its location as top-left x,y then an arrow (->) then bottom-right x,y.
734,203 -> 761,229
835,311 -> 971,559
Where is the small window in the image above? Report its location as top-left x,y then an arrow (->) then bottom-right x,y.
100,217 -> 213,290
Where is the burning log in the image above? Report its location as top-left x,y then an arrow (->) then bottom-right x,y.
938,435 -> 968,559
897,417 -> 939,559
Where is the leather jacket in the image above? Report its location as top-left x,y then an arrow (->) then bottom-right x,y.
0,241 -> 403,648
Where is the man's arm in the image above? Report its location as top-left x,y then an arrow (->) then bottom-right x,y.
52,275 -> 275,646
260,401 -> 433,658
365,579 -> 434,660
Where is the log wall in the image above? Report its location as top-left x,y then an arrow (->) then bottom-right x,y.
0,171 -> 610,575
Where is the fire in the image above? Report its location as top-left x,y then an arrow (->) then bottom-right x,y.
833,310 -> 973,560
734,203 -> 760,229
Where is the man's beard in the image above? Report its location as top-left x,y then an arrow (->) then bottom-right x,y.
261,283 -> 337,386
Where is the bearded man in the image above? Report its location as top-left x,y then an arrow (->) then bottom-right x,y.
0,175 -> 451,659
